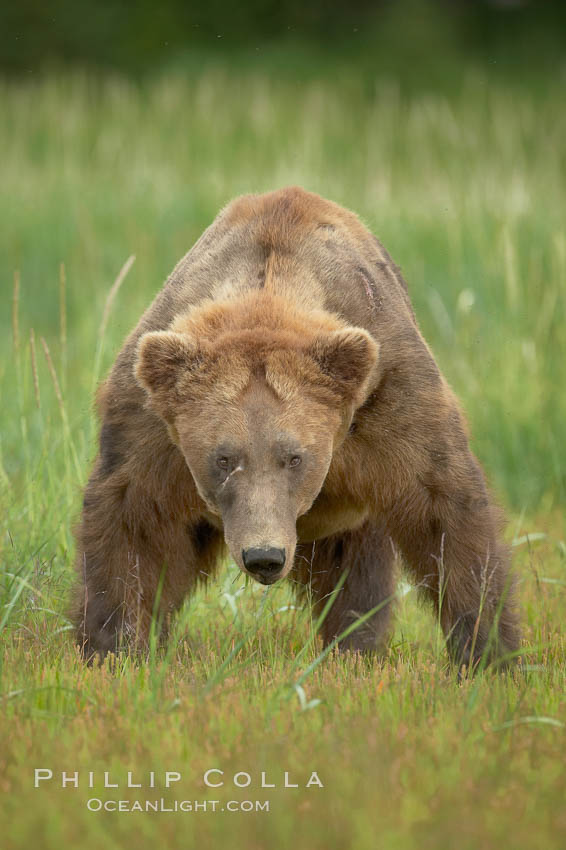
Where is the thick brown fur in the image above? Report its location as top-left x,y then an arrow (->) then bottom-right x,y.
72,186 -> 520,668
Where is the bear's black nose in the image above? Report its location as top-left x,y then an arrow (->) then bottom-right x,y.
242,547 -> 286,583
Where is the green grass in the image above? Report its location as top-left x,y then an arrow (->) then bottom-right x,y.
1,64 -> 565,849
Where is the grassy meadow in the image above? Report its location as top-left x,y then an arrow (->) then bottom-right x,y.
1,61 -> 565,849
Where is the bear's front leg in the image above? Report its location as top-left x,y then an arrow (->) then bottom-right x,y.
360,342 -> 521,670
384,438 -> 521,670
72,469 -> 222,663
294,520 -> 396,653
73,479 -> 169,661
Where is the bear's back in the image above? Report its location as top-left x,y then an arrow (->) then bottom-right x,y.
112,187 -> 416,388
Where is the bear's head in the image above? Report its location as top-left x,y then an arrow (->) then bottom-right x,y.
134,293 -> 379,585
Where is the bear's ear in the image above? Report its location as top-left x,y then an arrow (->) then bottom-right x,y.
307,327 -> 379,404
134,330 -> 199,412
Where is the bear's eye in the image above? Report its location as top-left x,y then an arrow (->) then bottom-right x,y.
217,456 -> 231,470
289,455 -> 302,468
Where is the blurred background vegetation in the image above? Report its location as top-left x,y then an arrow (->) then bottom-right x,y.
2,0 -> 566,82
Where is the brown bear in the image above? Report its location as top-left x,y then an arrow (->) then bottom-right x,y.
73,186 -> 520,668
